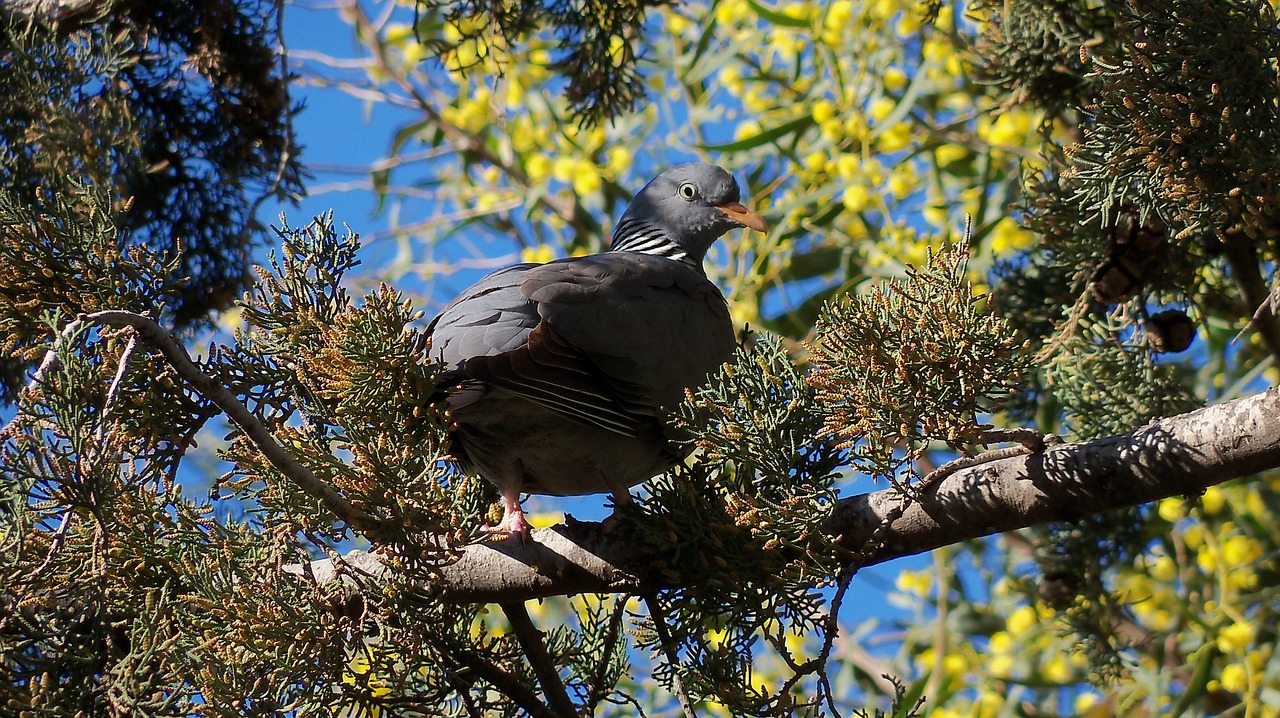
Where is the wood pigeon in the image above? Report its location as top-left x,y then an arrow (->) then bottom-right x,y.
426,163 -> 767,541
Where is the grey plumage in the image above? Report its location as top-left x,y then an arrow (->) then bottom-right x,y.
426,163 -> 767,540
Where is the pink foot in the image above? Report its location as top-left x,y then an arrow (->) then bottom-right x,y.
482,491 -> 531,544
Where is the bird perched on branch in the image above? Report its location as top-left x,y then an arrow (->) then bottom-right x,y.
426,163 -> 767,542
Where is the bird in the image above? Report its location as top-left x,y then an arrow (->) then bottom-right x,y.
425,163 -> 767,542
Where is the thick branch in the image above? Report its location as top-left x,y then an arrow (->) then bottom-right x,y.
500,602 -> 577,718
298,387 -> 1280,603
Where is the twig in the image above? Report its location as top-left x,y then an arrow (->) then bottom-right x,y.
917,428 -> 1061,489
98,330 -> 138,428
30,510 -> 74,580
455,650 -> 555,718
1234,279 -> 1280,346
583,595 -> 629,715
0,318 -> 86,442
34,329 -> 140,580
81,310 -> 384,533
1222,235 -> 1280,362
816,568 -> 855,718
499,601 -> 578,718
642,594 -> 698,718
84,329 -> 139,470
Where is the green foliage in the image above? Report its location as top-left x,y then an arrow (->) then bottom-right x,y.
8,0 -> 1280,715
0,0 -> 304,333
810,244 -> 1030,481
411,0 -> 672,125
0,196 -> 215,713
969,0 -> 1119,112
0,187 -> 185,403
217,216 -> 468,553
1068,1 -> 1280,243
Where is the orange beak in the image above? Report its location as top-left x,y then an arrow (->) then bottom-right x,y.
715,202 -> 769,233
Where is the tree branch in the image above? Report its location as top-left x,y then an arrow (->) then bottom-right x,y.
499,601 -> 577,718
80,310 -> 385,534
1222,235 -> 1280,362
295,387 -> 1280,603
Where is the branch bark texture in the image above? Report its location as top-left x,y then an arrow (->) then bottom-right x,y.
300,387 -> 1280,603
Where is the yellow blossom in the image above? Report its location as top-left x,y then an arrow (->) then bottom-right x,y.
715,0 -> 751,26
824,0 -> 852,32
730,300 -> 759,327
769,28 -> 804,60
666,9 -> 691,36
896,11 -> 921,37
841,185 -> 872,212
843,114 -> 869,142
1222,534 -> 1262,567
1006,605 -> 1039,634
1200,485 -> 1226,514
571,161 -> 602,196
935,143 -> 968,166
820,119 -> 845,143
1043,655 -> 1072,683
989,653 -> 1014,677
1157,497 -> 1186,522
802,151 -> 827,174
1221,662 -> 1249,693
888,170 -> 917,199
551,156 -> 576,183
735,120 -> 763,142
784,630 -> 806,656
400,41 -> 425,67
868,96 -> 896,123
707,626 -> 729,649
1149,555 -> 1178,582
526,155 -> 552,183
521,245 -> 555,265
884,66 -> 908,92
923,203 -> 948,228
475,191 -> 504,210
812,99 -> 838,124
877,122 -> 913,152
1217,620 -> 1256,654
835,153 -> 860,180
985,110 -> 1033,146
605,146 -> 632,177
743,87 -> 772,113
1196,544 -> 1218,573
504,76 -> 526,107
1074,692 -> 1100,713
989,631 -> 1012,654
895,569 -> 932,597
989,217 -> 1032,254
1227,567 -> 1258,591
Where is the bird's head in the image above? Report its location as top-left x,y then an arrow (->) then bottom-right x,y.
610,163 -> 768,264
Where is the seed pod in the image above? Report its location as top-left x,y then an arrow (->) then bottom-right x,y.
1148,309 -> 1194,353
1091,209 -> 1167,304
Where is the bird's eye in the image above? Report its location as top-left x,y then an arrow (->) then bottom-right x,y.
678,182 -> 698,200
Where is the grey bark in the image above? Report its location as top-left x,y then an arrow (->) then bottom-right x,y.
294,386 -> 1280,603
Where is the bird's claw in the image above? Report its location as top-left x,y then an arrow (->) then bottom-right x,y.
481,509 -> 532,545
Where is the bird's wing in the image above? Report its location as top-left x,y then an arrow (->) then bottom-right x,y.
459,252 -> 735,435
426,263 -> 541,366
